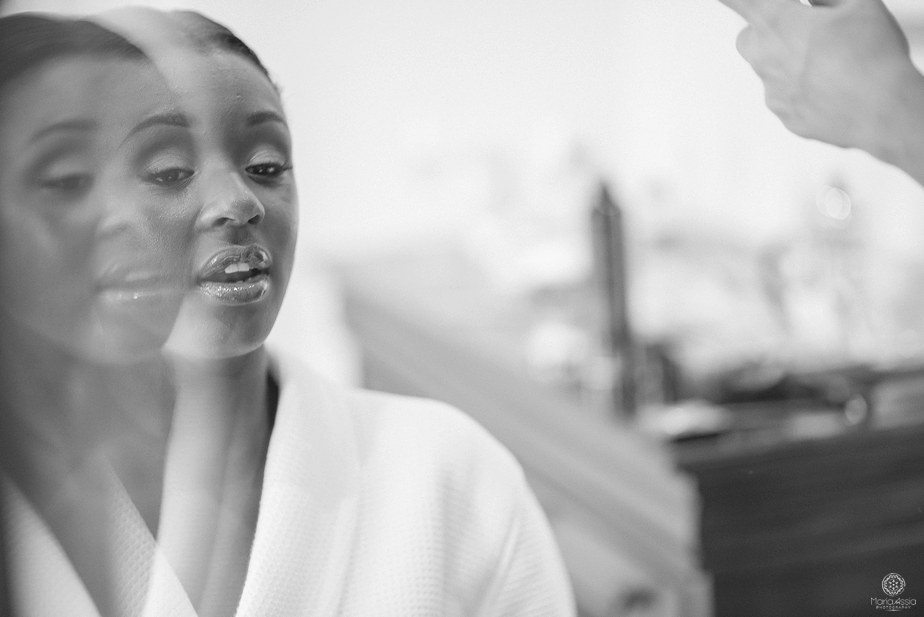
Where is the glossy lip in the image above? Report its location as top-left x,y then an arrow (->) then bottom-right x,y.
95,264 -> 179,304
196,244 -> 273,305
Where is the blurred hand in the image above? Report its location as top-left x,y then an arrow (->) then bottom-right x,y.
719,0 -> 920,159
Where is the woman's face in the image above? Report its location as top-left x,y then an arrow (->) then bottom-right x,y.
0,57 -> 187,362
152,50 -> 298,359
0,48 -> 298,363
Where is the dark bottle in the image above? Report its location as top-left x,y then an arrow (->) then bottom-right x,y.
590,181 -> 636,417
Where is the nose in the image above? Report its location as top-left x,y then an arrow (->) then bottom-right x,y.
196,168 -> 265,230
95,181 -> 138,240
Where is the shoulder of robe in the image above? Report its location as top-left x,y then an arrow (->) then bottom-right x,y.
269,348 -> 527,490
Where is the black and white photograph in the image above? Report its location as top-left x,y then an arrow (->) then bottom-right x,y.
1,1 -> 924,615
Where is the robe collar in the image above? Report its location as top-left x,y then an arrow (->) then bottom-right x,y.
2,352 -> 361,617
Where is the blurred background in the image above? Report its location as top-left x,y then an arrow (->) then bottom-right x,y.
10,0 -> 924,377
6,1 -> 924,615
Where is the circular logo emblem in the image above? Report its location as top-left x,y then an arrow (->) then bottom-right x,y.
883,573 -> 907,597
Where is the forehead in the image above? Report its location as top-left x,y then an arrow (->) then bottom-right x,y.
0,56 -> 174,145
159,50 -> 284,120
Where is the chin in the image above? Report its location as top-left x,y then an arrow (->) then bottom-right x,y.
85,302 -> 179,363
164,312 -> 278,361
2,304 -> 161,365
82,327 -> 169,364
162,276 -> 288,360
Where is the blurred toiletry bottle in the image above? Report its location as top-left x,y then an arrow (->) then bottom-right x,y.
590,181 -> 637,418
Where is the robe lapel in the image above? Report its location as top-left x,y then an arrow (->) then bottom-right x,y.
2,463 -> 199,617
2,354 -> 355,617
2,479 -> 100,617
235,355 -> 360,617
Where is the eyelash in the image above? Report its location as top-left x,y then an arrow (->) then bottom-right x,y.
142,160 -> 292,189
146,167 -> 194,187
246,161 -> 293,182
38,173 -> 93,193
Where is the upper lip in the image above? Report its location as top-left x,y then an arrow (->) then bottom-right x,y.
198,244 -> 272,282
95,263 -> 175,291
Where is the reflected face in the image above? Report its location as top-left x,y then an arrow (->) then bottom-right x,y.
151,50 -> 298,359
0,57 -> 187,362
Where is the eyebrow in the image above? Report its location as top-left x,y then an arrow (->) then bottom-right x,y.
128,112 -> 191,137
30,119 -> 97,143
247,110 -> 287,128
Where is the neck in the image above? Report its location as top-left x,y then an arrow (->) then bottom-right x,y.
162,344 -> 273,490
0,310 -> 174,461
168,346 -> 270,410
158,345 -> 274,612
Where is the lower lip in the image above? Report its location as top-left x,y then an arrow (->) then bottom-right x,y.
98,285 -> 179,305
198,273 -> 270,305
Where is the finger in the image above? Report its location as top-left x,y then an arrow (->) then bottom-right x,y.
764,92 -> 790,119
735,25 -> 760,65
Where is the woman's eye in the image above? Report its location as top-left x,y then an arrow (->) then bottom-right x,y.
38,173 -> 93,193
146,167 -> 194,187
246,161 -> 292,180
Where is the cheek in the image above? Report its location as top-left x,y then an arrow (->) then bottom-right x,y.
148,206 -> 195,267
0,194 -> 98,285
115,186 -> 197,271
263,191 -> 298,263
0,201 -> 98,341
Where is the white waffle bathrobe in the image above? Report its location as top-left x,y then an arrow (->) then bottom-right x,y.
3,353 -> 575,617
